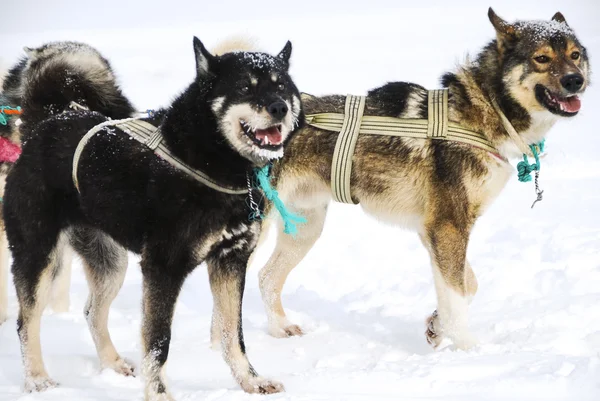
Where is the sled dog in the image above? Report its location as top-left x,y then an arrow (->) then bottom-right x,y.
255,9 -> 590,350
3,37 -> 303,399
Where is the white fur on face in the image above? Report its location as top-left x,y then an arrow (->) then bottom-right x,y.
503,66 -> 547,114
217,102 -> 295,163
291,95 -> 301,126
212,96 -> 226,114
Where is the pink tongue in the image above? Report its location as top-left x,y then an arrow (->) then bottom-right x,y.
559,96 -> 581,113
254,126 -> 283,144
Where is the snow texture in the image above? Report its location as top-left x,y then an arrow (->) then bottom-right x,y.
515,20 -> 575,41
1,1 -> 599,400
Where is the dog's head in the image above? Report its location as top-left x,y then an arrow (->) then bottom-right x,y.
193,37 -> 303,164
489,8 -> 590,118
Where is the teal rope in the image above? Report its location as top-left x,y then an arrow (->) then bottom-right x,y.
0,106 -> 21,126
517,140 -> 545,182
253,164 -> 307,236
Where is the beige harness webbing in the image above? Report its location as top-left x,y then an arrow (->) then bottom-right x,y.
72,118 -> 248,195
330,95 -> 366,204
306,89 -> 501,204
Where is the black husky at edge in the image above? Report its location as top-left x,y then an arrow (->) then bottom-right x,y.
4,37 -> 304,399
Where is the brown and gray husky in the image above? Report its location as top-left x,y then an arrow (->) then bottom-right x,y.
253,8 -> 590,350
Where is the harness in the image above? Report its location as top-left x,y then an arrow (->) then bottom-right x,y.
72,118 -> 247,195
72,116 -> 306,234
305,89 -> 505,204
306,89 -> 543,207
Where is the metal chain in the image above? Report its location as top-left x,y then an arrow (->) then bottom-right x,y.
246,172 -> 262,220
530,169 -> 544,209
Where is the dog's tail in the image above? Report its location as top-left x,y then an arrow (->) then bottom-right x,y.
17,42 -> 135,139
211,35 -> 260,56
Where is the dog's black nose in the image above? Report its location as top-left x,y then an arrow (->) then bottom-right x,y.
267,101 -> 288,120
560,74 -> 585,93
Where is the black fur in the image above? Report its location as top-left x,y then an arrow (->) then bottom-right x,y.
4,37 -> 303,396
368,82 -> 427,117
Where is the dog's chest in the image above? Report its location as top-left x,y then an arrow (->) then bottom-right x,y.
193,221 -> 259,262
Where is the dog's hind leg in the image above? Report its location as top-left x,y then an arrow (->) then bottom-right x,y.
0,230 -> 8,324
420,222 -> 478,351
13,231 -> 68,392
69,227 -> 132,376
209,251 -> 284,394
258,204 -> 328,338
49,245 -> 73,313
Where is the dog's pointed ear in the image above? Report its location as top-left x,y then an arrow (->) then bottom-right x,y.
277,41 -> 292,65
193,36 -> 215,78
488,8 -> 517,38
552,12 -> 568,26
488,8 -> 518,54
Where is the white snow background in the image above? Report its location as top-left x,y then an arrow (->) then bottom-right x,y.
1,0 -> 599,400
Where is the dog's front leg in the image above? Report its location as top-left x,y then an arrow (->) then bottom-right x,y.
421,221 -> 478,351
140,254 -> 187,401
207,251 -> 284,394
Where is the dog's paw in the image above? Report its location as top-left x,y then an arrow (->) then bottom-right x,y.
242,376 -> 285,394
425,310 -> 445,349
269,323 -> 304,338
104,357 -> 136,377
24,375 -> 58,392
426,309 -> 478,351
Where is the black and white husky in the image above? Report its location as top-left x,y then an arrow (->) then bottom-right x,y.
0,41 -> 135,323
3,37 -> 304,400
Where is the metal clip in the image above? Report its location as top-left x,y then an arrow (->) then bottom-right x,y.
530,170 -> 544,209
246,172 -> 262,220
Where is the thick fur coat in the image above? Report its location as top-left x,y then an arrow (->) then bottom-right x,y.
255,9 -> 590,351
3,37 -> 304,400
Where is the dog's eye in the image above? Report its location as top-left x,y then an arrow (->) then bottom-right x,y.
241,86 -> 250,93
534,55 -> 551,64
571,51 -> 580,60
278,83 -> 285,91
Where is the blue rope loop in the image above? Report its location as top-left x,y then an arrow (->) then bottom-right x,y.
517,140 -> 545,183
252,163 -> 307,236
0,105 -> 22,126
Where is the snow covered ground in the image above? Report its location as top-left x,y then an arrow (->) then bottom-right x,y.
1,1 -> 599,400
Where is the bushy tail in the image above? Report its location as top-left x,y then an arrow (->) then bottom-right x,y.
16,42 -> 135,139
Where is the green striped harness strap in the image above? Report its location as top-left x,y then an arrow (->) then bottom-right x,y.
72,118 -> 248,195
304,89 -> 501,204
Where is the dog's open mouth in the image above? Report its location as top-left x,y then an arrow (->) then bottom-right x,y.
535,84 -> 581,117
240,120 -> 284,150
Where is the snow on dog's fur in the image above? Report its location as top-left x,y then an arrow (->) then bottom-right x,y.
3,36 -> 304,400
